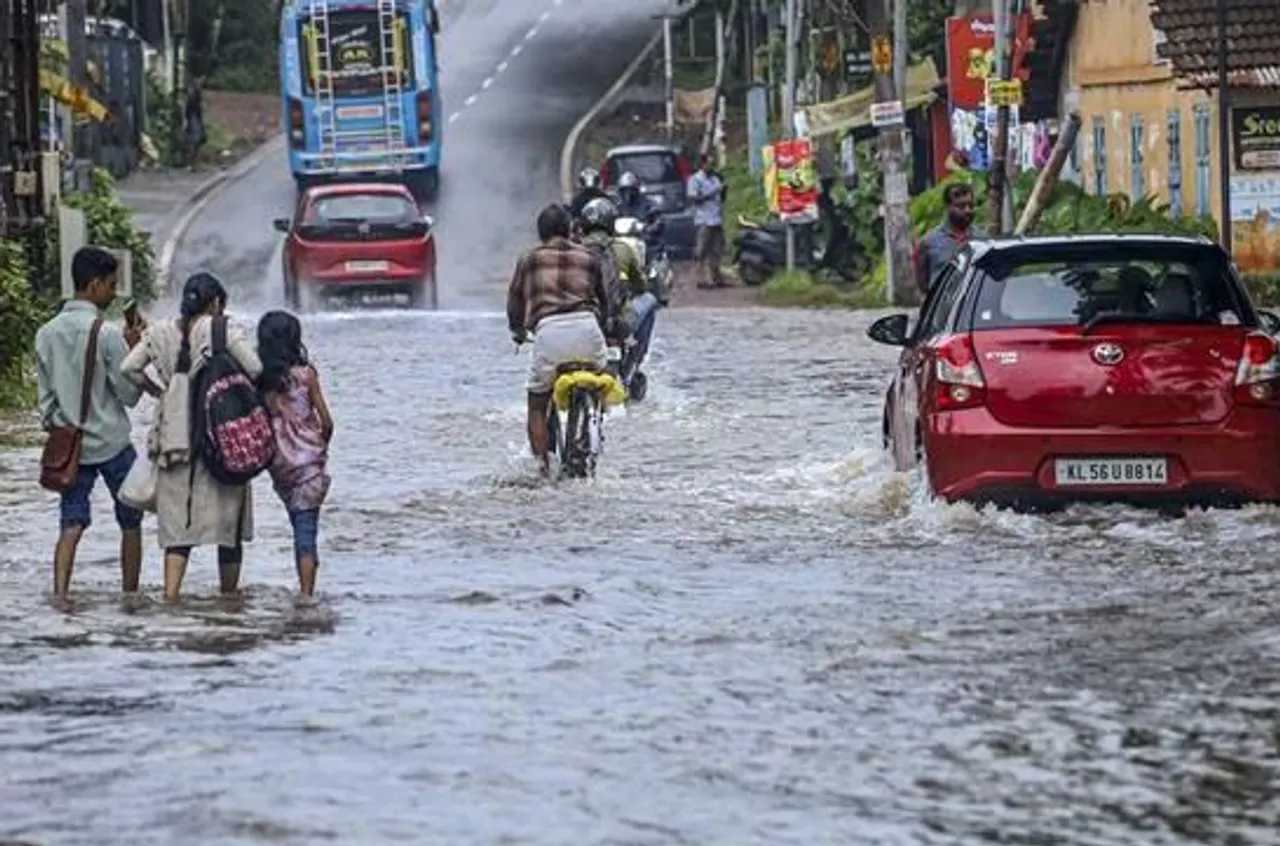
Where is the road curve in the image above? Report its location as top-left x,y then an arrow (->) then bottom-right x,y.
171,0 -> 673,310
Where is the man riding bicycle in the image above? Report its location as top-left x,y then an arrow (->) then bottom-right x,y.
507,204 -> 618,474
578,197 -> 659,392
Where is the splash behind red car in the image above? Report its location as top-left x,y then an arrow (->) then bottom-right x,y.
274,182 -> 438,310
868,235 -> 1280,509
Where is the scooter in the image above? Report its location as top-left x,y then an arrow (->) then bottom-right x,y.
732,215 -> 818,286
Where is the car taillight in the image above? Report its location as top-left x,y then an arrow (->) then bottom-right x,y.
288,98 -> 304,148
934,333 -> 986,411
598,158 -> 610,188
416,92 -> 432,142
1234,331 -> 1280,405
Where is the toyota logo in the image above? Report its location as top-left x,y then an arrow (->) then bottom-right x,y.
1091,343 -> 1125,365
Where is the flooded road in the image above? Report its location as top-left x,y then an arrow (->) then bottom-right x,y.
4,308 -> 1278,844
4,0 -> 1279,842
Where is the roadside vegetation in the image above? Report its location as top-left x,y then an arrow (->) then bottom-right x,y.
0,170 -> 157,416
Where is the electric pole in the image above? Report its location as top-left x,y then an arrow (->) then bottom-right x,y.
867,0 -> 914,305
986,0 -> 1013,233
783,0 -> 797,270
67,0 -> 88,161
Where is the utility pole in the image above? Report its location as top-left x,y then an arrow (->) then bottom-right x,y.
892,0 -> 906,101
986,0 -> 1013,233
867,0 -> 914,305
1215,0 -> 1232,253
663,14 -> 674,140
783,0 -> 797,270
66,0 -> 88,161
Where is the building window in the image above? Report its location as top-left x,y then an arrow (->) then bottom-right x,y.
1092,116 -> 1107,195
1167,109 -> 1183,217
1193,103 -> 1211,217
1130,115 -> 1145,198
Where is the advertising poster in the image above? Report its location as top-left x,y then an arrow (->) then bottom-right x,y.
944,13 -> 1033,112
761,143 -> 779,215
772,138 -> 819,222
1231,173 -> 1280,274
1233,106 -> 1280,171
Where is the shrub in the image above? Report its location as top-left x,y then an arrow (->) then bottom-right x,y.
759,269 -> 886,309
0,238 -> 49,410
32,168 -> 158,303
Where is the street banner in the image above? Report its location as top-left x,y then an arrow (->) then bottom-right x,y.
945,13 -> 1033,111
770,138 -> 819,222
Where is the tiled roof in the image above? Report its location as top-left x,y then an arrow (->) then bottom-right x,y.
1150,0 -> 1280,88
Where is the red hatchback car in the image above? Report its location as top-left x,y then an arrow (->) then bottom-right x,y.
274,182 -> 438,310
869,235 -> 1280,508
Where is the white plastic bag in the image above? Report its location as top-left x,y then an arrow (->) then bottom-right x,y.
119,450 -> 157,513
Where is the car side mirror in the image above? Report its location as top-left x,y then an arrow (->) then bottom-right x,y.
1260,310 -> 1280,335
272,217 -> 291,233
867,313 -> 910,346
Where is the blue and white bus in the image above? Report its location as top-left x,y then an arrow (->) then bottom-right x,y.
280,0 -> 443,199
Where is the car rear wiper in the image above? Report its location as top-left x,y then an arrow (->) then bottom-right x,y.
1079,312 -> 1187,335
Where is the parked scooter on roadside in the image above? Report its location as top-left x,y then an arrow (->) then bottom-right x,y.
732,209 -> 861,286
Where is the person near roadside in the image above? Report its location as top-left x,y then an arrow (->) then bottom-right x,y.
121,272 -> 261,602
35,247 -> 146,600
184,77 -> 206,170
568,166 -> 612,223
256,310 -> 333,597
507,204 -> 615,474
686,153 -> 727,289
915,183 -> 985,294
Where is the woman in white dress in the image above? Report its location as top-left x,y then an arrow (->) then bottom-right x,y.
122,273 -> 261,602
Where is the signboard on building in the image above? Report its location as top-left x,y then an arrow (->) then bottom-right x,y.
1231,173 -> 1280,275
945,13 -> 1033,111
1233,106 -> 1280,171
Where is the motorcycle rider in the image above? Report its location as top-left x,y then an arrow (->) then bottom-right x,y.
580,197 -> 661,399
614,171 -> 665,256
568,167 -> 612,222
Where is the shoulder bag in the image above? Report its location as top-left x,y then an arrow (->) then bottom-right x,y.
39,317 -> 104,492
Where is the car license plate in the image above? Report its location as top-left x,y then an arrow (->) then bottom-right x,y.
1053,457 -> 1168,486
346,260 -> 388,273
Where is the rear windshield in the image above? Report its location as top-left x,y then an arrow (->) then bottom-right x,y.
606,152 -> 681,185
306,193 -> 417,224
970,245 -> 1249,330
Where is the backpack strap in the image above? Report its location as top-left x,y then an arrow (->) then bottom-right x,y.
211,315 -> 228,354
78,318 -> 104,427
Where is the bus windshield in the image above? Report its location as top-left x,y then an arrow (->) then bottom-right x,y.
300,9 -> 415,98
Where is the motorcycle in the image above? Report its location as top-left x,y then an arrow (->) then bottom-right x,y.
732,212 -> 860,286
612,216 -> 667,402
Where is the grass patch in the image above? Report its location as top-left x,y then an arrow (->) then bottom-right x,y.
721,154 -> 769,245
758,269 -> 886,310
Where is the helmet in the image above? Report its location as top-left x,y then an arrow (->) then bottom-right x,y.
580,197 -> 617,234
577,166 -> 600,189
617,171 -> 640,191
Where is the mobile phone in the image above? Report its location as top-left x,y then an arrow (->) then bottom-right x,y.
120,297 -> 139,324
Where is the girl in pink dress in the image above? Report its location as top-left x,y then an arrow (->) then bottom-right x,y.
257,311 -> 333,596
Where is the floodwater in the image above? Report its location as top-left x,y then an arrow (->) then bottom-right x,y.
2,307 -> 1278,845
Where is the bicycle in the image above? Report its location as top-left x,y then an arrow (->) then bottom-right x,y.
516,339 -> 625,479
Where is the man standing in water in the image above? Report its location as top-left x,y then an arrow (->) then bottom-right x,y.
915,183 -> 985,294
507,204 -> 614,474
35,247 -> 146,599
686,153 -> 727,289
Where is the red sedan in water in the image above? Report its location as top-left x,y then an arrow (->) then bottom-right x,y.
868,235 -> 1280,509
274,182 -> 438,310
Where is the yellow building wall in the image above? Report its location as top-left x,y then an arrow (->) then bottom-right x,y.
1067,0 -> 1220,221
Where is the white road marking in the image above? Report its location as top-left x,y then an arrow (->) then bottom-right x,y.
511,43 -> 522,57
525,25 -> 538,39
448,112 -> 460,123
465,94 -> 478,106
539,10 -> 550,21
482,76 -> 493,89
497,60 -> 508,73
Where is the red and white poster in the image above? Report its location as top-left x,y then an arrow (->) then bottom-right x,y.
771,138 -> 819,222
945,14 -> 1033,111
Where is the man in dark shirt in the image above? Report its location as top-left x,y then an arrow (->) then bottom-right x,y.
507,204 -> 615,472
915,182 -> 985,294
568,166 -> 612,222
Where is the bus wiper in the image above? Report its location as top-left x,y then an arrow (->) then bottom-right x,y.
1079,311 -> 1183,335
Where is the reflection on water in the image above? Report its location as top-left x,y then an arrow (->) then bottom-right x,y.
1,309 -> 1277,845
